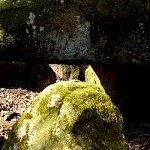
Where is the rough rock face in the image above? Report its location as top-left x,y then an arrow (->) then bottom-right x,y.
49,64 -> 87,81
3,80 -> 128,150
0,0 -> 150,64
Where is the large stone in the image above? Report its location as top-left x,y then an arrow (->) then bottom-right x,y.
3,80 -> 128,150
0,0 -> 150,64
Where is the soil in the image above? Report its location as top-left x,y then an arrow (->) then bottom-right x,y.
0,86 -> 40,149
0,86 -> 150,150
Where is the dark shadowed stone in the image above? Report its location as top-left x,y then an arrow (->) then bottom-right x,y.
0,0 -> 150,64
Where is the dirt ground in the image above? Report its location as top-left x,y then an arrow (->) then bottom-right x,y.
0,87 -> 40,149
0,87 -> 150,150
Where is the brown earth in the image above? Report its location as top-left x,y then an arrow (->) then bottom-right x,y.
0,87 -> 40,149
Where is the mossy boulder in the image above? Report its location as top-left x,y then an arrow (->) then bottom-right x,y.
3,80 -> 128,150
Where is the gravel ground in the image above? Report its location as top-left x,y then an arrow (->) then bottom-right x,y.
0,87 -> 150,150
0,87 -> 40,149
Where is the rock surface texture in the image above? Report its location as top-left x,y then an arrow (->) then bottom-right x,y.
3,80 -> 128,150
0,0 -> 150,64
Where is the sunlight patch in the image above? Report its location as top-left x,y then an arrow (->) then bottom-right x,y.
47,94 -> 61,108
17,119 -> 29,139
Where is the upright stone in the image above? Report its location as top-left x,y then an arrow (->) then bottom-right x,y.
85,65 -> 105,92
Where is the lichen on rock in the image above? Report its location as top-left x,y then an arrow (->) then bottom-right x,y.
3,80 -> 128,150
85,65 -> 105,91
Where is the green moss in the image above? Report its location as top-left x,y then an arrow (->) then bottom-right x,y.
3,80 -> 128,150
